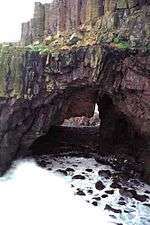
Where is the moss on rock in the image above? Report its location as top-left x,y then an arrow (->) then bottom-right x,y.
0,45 -> 25,97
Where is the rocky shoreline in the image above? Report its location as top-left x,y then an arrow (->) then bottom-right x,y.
35,153 -> 150,225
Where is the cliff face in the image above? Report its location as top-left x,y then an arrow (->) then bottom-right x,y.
21,0 -> 150,45
0,44 -> 150,182
0,1 -> 150,183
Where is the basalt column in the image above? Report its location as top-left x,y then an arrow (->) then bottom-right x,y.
30,2 -> 45,42
58,0 -> 68,32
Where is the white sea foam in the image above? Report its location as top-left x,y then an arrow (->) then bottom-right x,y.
0,160 -> 111,225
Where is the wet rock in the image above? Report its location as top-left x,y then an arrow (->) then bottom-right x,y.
85,169 -> 93,173
105,205 -> 122,214
119,188 -> 149,202
105,190 -> 114,195
101,194 -> 108,198
39,160 -> 47,168
109,215 -> 117,219
40,156 -> 47,160
110,181 -> 122,189
118,201 -> 126,206
134,194 -> 149,202
76,190 -> 86,196
124,208 -> 136,213
55,169 -> 67,176
87,189 -> 93,194
82,172 -> 86,175
143,203 -> 150,207
93,197 -> 101,201
95,181 -> 105,190
114,172 -> 131,183
66,167 -> 75,172
66,168 -> 75,175
119,188 -> 134,198
119,197 -> 125,201
92,201 -> 98,206
130,179 -> 141,186
98,170 -> 111,179
72,175 -> 86,180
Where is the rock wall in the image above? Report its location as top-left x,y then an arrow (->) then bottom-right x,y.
1,0 -> 150,183
21,0 -> 150,45
0,44 -> 99,174
97,49 -> 150,182
44,1 -> 59,35
0,43 -> 149,183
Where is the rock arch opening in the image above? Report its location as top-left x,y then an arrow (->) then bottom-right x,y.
30,91 -> 137,159
62,103 -> 100,127
30,87 -> 100,156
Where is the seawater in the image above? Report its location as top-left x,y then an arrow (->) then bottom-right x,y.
0,159 -> 111,225
36,155 -> 150,225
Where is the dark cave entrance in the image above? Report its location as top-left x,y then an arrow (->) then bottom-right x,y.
30,103 -> 101,156
29,86 -> 100,156
98,94 -> 139,157
30,91 -> 136,159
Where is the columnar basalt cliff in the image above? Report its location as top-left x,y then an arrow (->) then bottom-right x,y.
0,0 -> 150,183
21,0 -> 150,45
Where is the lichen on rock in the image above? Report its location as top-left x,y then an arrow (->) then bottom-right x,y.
0,45 -> 26,97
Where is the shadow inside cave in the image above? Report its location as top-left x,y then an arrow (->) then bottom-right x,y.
30,104 -> 101,156
29,96 -> 146,182
30,94 -> 139,159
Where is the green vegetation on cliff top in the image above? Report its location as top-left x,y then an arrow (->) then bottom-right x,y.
0,3 -> 149,97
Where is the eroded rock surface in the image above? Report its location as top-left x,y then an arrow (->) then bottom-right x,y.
0,1 -> 149,183
0,42 -> 150,181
